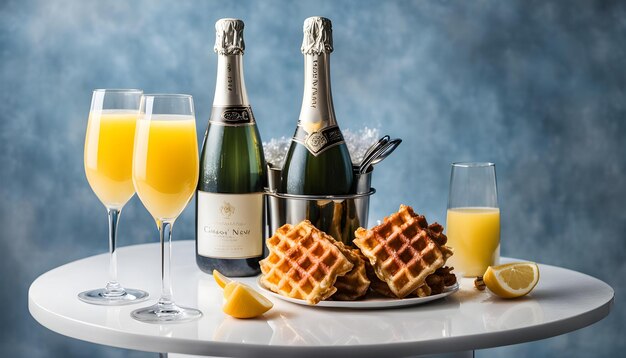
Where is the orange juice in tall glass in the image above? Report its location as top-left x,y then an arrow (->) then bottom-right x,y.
446,207 -> 500,277
446,162 -> 500,277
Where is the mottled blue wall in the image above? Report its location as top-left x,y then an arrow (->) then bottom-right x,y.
1,0 -> 624,357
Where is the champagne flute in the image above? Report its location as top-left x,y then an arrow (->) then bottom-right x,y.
80,89 -> 149,305
131,94 -> 202,323
446,162 -> 500,277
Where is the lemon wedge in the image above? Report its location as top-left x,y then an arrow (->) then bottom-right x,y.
483,262 -> 540,298
223,280 -> 239,299
213,269 -> 231,288
222,281 -> 273,318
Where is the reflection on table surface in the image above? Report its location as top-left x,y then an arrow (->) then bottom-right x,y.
29,241 -> 614,355
197,272 -> 548,346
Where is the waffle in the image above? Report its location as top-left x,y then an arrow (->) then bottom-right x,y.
415,266 -> 457,297
260,220 -> 353,305
331,242 -> 370,300
363,258 -> 396,298
415,283 -> 432,297
426,222 -> 447,246
354,205 -> 446,298
411,214 -> 455,297
366,251 -> 456,299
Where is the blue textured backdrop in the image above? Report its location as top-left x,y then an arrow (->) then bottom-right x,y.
1,0 -> 624,357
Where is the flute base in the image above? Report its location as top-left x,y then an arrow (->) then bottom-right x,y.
131,302 -> 202,324
78,288 -> 149,306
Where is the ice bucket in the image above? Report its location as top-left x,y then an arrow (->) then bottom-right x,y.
265,165 -> 375,245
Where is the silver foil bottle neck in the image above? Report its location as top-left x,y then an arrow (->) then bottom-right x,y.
301,16 -> 333,55
214,18 -> 245,55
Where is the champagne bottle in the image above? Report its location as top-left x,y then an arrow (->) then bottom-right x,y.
281,17 -> 354,195
196,18 -> 266,276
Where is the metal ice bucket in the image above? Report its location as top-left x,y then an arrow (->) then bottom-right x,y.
265,164 -> 375,245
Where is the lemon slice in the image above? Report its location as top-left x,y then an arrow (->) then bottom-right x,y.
483,262 -> 540,299
222,281 -> 273,318
213,270 -> 232,289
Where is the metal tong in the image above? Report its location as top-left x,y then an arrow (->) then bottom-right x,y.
357,135 -> 402,174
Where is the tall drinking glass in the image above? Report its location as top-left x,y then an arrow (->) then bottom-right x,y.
131,94 -> 202,323
446,162 -> 500,277
81,89 -> 149,305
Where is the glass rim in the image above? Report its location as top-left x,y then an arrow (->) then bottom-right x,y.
93,88 -> 143,93
452,162 -> 495,168
142,93 -> 193,99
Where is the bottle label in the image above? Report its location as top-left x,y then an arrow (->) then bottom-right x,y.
292,125 -> 345,156
209,106 -> 255,126
197,191 -> 264,259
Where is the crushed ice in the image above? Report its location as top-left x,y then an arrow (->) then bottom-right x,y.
263,127 -> 381,168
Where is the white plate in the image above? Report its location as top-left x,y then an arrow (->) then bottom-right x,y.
257,277 -> 459,309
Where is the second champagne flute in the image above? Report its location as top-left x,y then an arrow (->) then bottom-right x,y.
131,94 -> 202,323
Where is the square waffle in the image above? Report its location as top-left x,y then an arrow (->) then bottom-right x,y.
260,220 -> 353,305
354,205 -> 446,298
409,214 -> 455,297
331,241 -> 370,300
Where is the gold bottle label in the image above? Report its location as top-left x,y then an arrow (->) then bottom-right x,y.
209,106 -> 255,126
292,124 -> 345,156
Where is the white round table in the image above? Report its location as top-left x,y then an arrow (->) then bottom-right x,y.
29,241 -> 614,358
